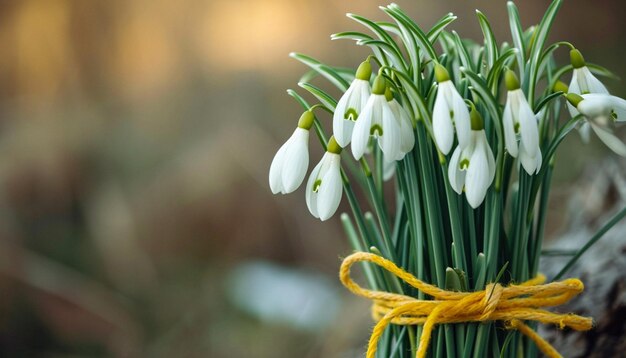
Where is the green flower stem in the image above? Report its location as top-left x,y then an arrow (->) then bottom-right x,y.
441,163 -> 468,274
340,214 -> 378,290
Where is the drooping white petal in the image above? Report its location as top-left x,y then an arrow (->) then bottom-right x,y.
379,101 -> 402,160
390,100 -> 415,156
449,83 -> 471,149
316,154 -> 343,221
281,128 -> 309,193
333,79 -> 370,147
567,70 -> 581,117
269,137 -> 291,194
383,158 -> 396,181
578,121 -> 591,143
433,86 -> 454,154
502,96 -> 518,157
305,155 -> 327,218
351,95 -> 376,160
578,93 -> 626,120
479,131 -> 496,183
465,141 -> 490,209
534,148 -> 543,174
447,147 -> 464,194
579,67 -> 609,95
517,92 -> 539,158
607,95 -> 626,122
519,141 -> 538,175
333,85 -> 354,147
589,121 -> 626,156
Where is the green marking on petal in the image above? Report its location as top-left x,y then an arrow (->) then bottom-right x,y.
611,110 -> 618,121
313,179 -> 322,192
370,124 -> 383,136
344,108 -> 359,121
459,159 -> 469,170
449,110 -> 454,119
514,122 -> 520,134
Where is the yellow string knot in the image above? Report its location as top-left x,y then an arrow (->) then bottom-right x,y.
339,252 -> 593,358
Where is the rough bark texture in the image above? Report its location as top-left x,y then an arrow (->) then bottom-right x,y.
540,160 -> 626,358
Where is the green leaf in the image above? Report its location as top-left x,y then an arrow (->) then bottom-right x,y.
486,48 -> 518,92
297,82 -> 338,110
359,39 -> 408,71
383,4 -> 438,61
450,31 -> 474,72
507,1 -> 526,72
460,68 -> 501,130
389,68 -> 433,135
476,10 -> 499,70
427,13 -> 457,43
527,0 -> 563,106
290,53 -> 350,91
286,89 -> 310,110
347,13 -> 406,68
534,91 -> 563,113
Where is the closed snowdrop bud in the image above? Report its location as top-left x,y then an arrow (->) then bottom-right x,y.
567,93 -> 626,156
502,69 -> 541,174
305,136 -> 343,221
432,63 -> 470,155
351,75 -> 402,161
269,111 -> 313,194
448,108 -> 495,208
386,87 -> 415,160
567,49 -> 609,118
333,60 -> 372,147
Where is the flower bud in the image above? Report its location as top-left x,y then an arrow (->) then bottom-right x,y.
297,110 -> 315,130
327,136 -> 342,154
553,80 -> 569,94
355,61 -> 372,81
505,69 -> 520,91
570,49 -> 585,69
434,63 -> 450,83
470,107 -> 484,131
371,75 -> 387,95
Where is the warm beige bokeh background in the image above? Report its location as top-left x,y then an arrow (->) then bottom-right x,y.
0,0 -> 624,357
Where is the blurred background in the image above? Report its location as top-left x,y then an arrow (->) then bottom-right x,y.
0,0 -> 625,357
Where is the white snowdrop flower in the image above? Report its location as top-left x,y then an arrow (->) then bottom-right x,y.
448,108 -> 495,209
351,75 -> 402,161
502,69 -> 541,174
305,136 -> 343,221
387,89 -> 415,160
333,61 -> 372,147
567,49 -> 609,119
432,64 -> 470,155
566,49 -> 610,142
567,93 -> 626,156
269,111 -> 314,194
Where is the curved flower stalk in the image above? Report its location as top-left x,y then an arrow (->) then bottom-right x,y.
351,75 -> 402,161
448,108 -> 496,208
333,61 -> 372,147
269,111 -> 313,194
567,49 -> 610,141
387,88 -> 415,160
432,64 -> 470,155
503,70 -> 542,174
567,93 -> 626,156
305,136 -> 343,221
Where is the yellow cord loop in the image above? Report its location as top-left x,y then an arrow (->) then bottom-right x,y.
339,252 -> 593,358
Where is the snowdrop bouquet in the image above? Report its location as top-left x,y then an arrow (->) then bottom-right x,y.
270,1 -> 626,357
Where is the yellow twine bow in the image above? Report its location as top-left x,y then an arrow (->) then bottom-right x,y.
339,252 -> 593,358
